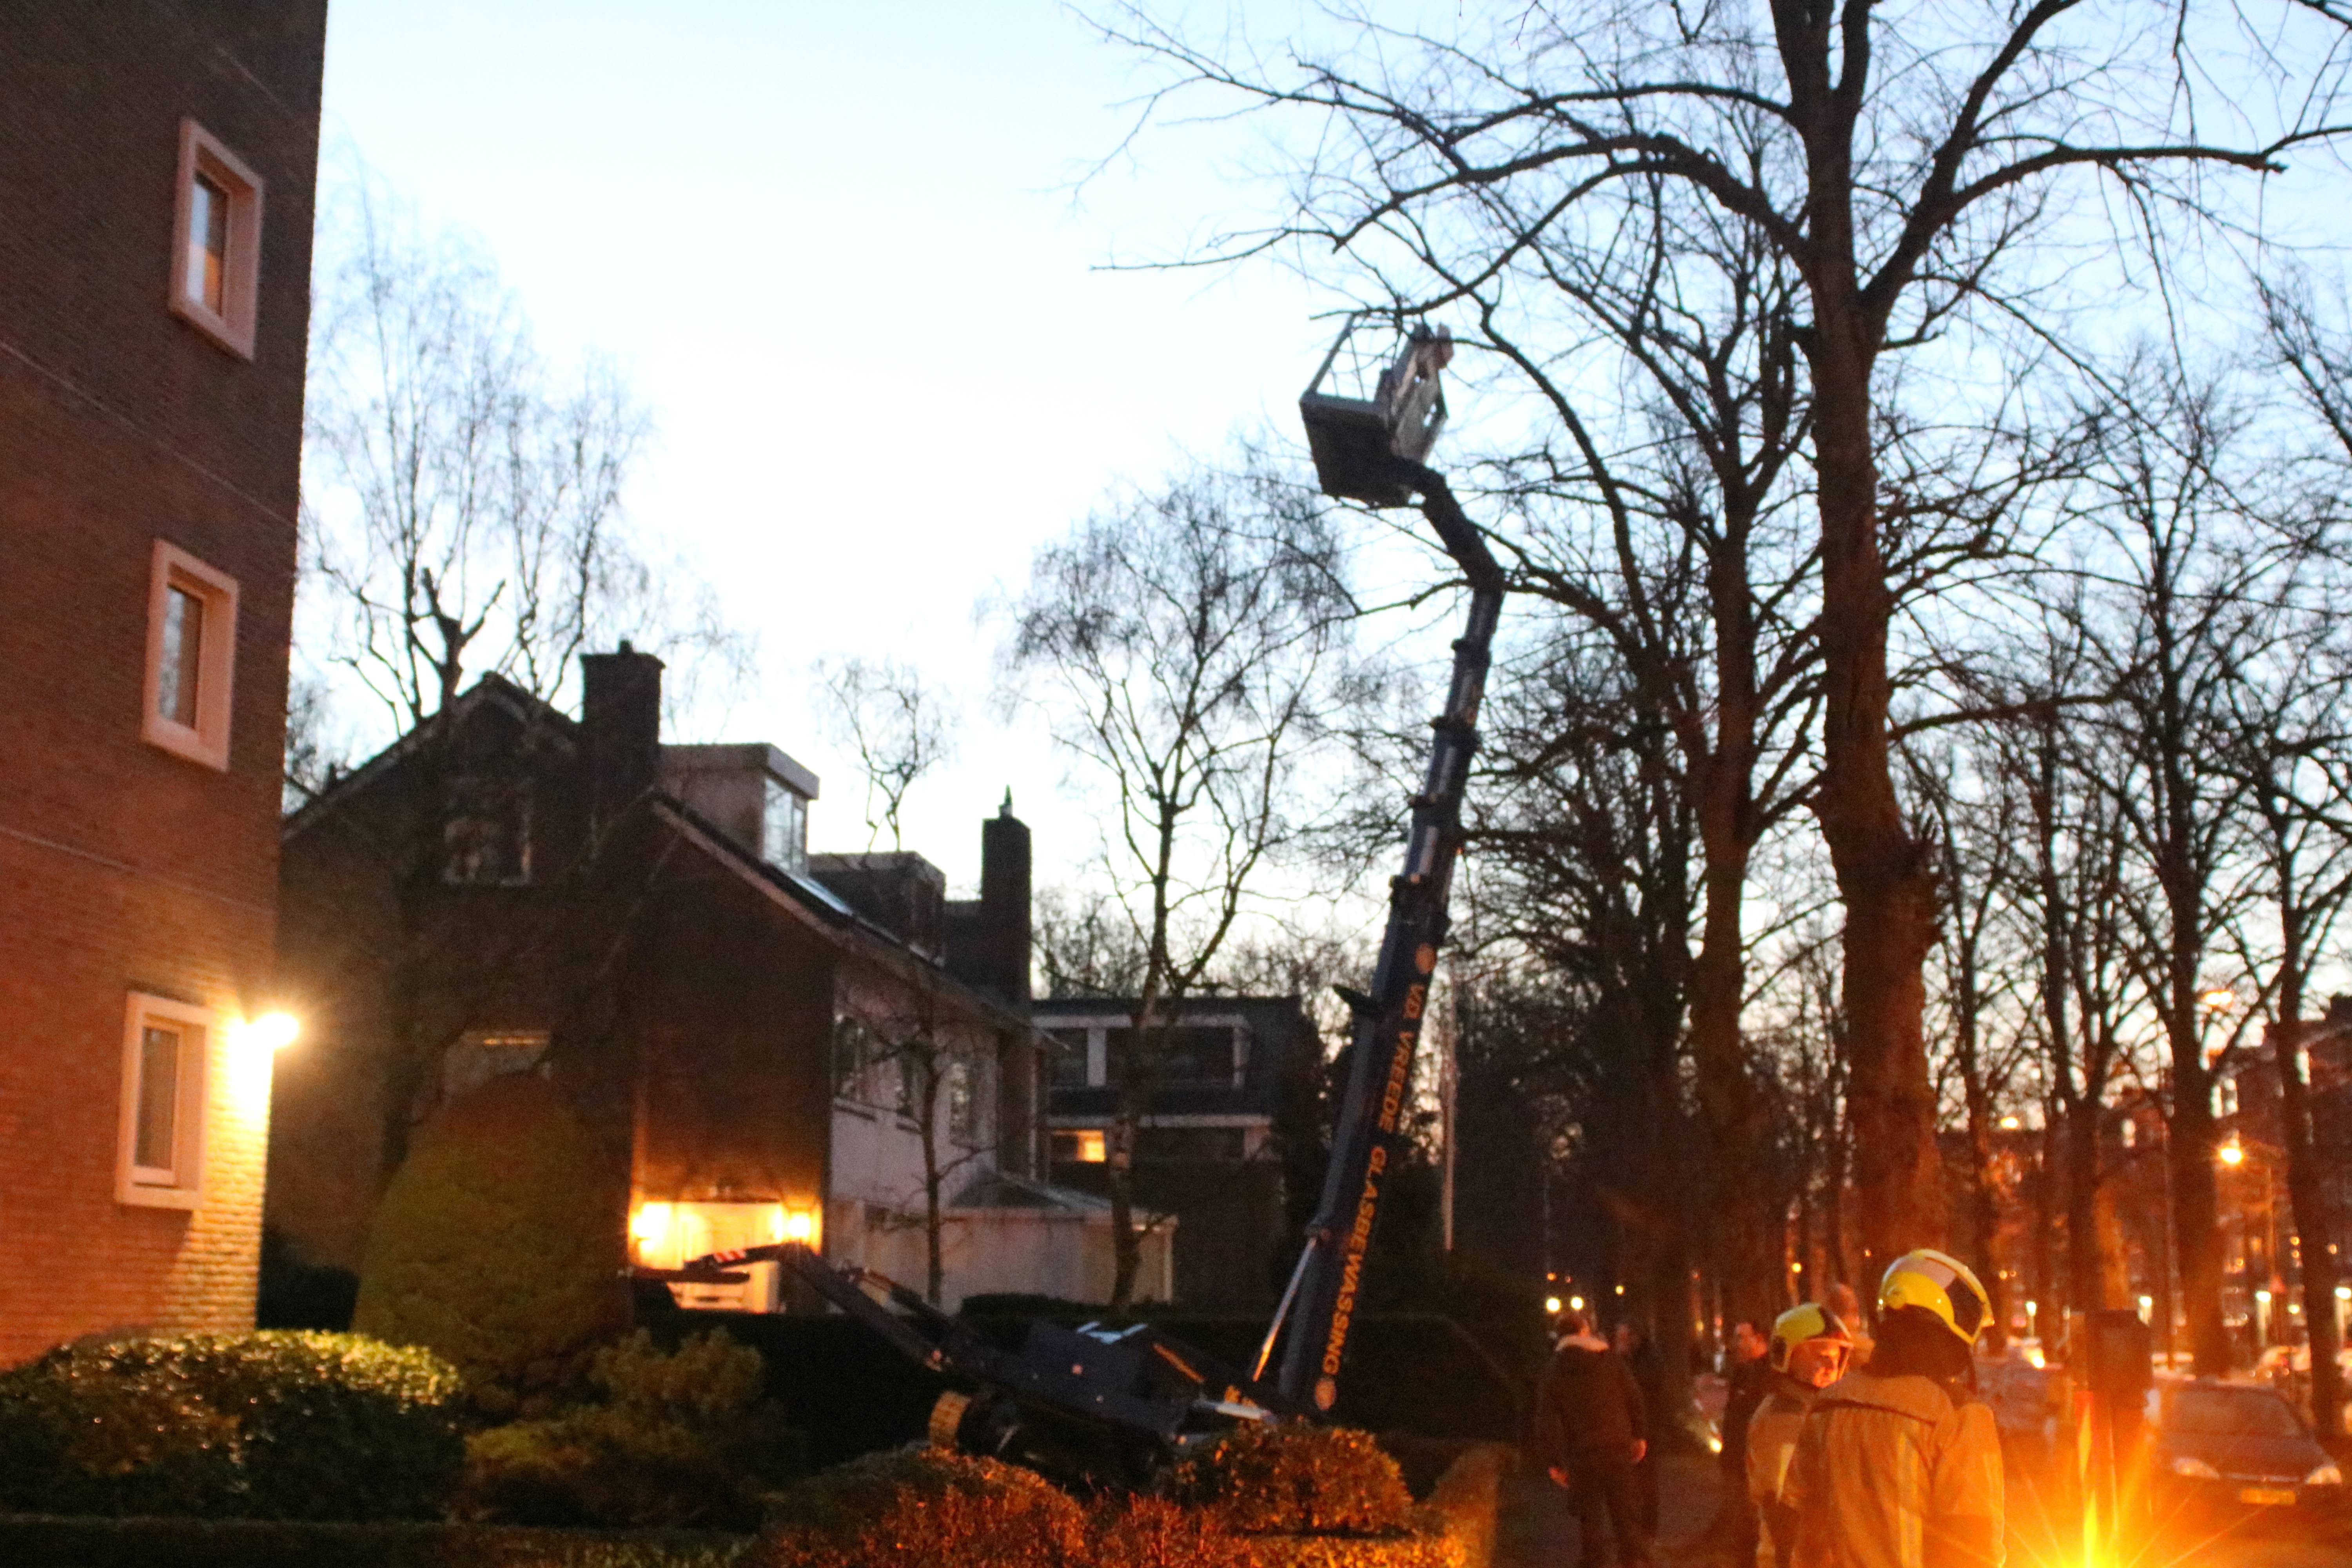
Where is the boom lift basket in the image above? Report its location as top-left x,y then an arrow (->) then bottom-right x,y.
1298,317 -> 1453,506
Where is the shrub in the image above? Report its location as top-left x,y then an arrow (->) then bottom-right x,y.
1178,1422 -> 1416,1536
352,1076 -> 626,1414
462,1330 -> 804,1530
760,1448 -> 1086,1568
1091,1495 -> 1247,1568
0,1331 -> 463,1520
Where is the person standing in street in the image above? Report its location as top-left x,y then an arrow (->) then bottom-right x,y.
1710,1320 -> 1771,1559
1784,1250 -> 2004,1568
1747,1303 -> 1853,1568
1536,1308 -> 1652,1568
1613,1321 -> 1667,1534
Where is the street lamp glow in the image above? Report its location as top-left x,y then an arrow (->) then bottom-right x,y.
2220,1140 -> 2247,1167
1998,1115 -> 2021,1131
1546,1295 -> 1564,1315
236,1011 -> 299,1051
2201,987 -> 2238,1012
1569,1295 -> 1585,1312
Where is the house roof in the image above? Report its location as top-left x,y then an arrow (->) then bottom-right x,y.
283,673 -> 575,842
651,795 -> 1035,1037
282,673 -> 1033,1040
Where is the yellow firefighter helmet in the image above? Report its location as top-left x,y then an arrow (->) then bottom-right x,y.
1769,1301 -> 1853,1373
1878,1248 -> 1991,1346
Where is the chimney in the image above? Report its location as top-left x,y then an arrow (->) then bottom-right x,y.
580,642 -> 664,828
979,790 -> 1032,1006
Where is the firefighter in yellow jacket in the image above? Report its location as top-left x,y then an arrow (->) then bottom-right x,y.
1748,1302 -> 1854,1566
1783,1249 -> 2004,1568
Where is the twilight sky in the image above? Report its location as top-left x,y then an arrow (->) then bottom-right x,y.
313,1 -> 1395,896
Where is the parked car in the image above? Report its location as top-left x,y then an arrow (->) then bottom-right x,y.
2147,1379 -> 2345,1536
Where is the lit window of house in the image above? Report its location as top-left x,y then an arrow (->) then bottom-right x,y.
1053,1129 -> 1108,1164
169,119 -> 264,358
142,541 -> 238,769
118,993 -> 211,1208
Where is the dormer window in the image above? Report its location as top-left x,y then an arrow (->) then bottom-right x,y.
764,777 -> 808,875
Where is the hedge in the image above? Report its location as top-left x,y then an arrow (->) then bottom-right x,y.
0,1443 -> 1515,1568
0,1332 -> 464,1521
461,1330 -> 805,1529
0,1517 -> 750,1568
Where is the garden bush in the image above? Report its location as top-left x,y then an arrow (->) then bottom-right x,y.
353,1076 -> 627,1416
0,1331 -> 463,1520
1091,1495 -> 1248,1568
1178,1422 -> 1416,1537
461,1330 -> 804,1530
760,1448 -> 1086,1568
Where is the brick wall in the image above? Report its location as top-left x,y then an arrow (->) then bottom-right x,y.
0,2 -> 325,1365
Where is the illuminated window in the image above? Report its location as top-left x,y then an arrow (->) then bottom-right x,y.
1054,1129 -> 1108,1164
118,993 -> 212,1209
141,541 -> 238,769
168,119 -> 263,358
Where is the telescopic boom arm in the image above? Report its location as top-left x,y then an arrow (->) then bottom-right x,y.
1267,457 -> 1503,1413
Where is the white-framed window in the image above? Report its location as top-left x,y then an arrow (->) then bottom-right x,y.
118,993 -> 212,1209
168,118 -> 264,358
141,540 -> 238,770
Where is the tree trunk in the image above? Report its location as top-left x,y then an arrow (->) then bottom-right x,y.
1690,803 -> 1770,1323
920,1056 -> 946,1305
1107,1097 -> 1142,1310
1809,360 -> 1945,1275
2166,1025 -> 2229,1374
2065,1095 -> 2106,1312
2276,928 -> 2344,1438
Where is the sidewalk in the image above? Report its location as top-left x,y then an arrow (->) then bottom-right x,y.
1495,1453 -> 2352,1568
1499,1453 -> 1728,1567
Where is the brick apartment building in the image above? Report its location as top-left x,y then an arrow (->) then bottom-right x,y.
1038,994 -> 1321,1306
268,650 -> 1158,1309
0,5 -> 327,1363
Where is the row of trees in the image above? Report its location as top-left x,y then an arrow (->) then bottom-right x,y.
1030,0 -> 2352,1412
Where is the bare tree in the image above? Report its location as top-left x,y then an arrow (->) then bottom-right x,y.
818,657 -> 955,852
1105,0 -> 2352,1267
2069,362 -> 2312,1375
838,982 -> 995,1305
295,166 -> 748,1181
1908,737 -> 2031,1349
2221,634 -> 2352,1428
1002,456 -> 1354,1308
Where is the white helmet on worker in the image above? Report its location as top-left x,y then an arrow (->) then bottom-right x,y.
1877,1248 -> 1991,1347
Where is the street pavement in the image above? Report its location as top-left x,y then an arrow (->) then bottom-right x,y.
1496,1450 -> 2352,1566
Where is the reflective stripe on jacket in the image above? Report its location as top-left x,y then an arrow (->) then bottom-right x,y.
1783,1369 -> 2004,1568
